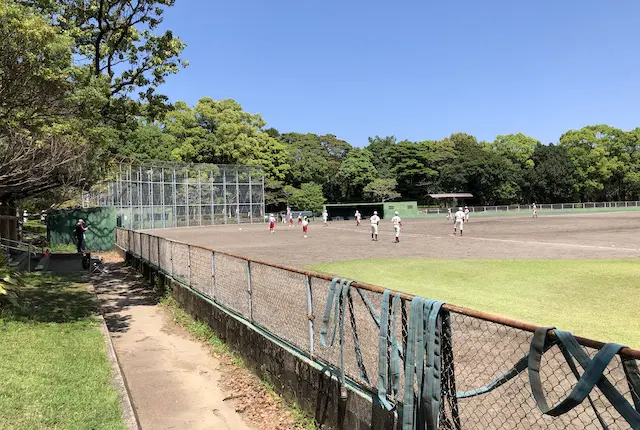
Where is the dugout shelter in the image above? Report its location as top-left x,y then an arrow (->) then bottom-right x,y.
323,201 -> 418,220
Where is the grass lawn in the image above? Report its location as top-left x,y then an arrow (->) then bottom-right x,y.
0,273 -> 125,430
307,259 -> 640,349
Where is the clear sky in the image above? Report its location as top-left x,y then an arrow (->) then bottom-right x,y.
159,1 -> 640,146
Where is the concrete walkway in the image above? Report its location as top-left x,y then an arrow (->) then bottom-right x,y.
93,263 -> 251,430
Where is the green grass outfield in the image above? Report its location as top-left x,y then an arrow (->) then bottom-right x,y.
415,205 -> 640,218
0,273 -> 124,430
307,259 -> 640,349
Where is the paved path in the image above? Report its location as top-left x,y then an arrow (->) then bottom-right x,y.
94,263 -> 251,430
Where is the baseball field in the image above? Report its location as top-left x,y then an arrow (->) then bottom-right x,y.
146,210 -> 640,348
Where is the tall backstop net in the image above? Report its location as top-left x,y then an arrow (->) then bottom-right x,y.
83,161 -> 265,230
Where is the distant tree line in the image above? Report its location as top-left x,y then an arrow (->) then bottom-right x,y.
116,97 -> 640,212
4,0 -> 640,216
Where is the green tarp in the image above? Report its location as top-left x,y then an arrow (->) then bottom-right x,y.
47,207 -> 116,251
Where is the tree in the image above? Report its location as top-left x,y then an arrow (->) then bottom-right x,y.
288,183 -> 325,213
0,1 -> 74,133
363,178 -> 400,202
22,0 -> 187,122
0,132 -> 90,201
559,125 -> 627,201
388,140 -> 438,200
0,1 -> 101,202
491,133 -> 539,169
280,132 -> 351,201
163,98 -> 291,180
440,149 -> 521,205
118,121 -> 177,160
529,144 -> 576,203
366,136 -> 396,178
335,148 -> 377,201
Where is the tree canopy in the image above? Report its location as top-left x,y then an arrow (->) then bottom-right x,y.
7,0 -> 640,213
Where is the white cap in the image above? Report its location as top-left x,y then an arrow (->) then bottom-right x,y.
373,211 -> 378,215
459,207 -> 463,211
395,211 -> 399,215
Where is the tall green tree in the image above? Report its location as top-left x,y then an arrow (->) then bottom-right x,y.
22,0 -> 187,123
366,135 -> 396,178
288,183 -> 325,213
529,144 -> 576,203
490,133 -> 539,169
388,140 -> 439,200
163,98 -> 290,180
559,125 -> 626,201
0,1 -> 104,202
363,178 -> 400,202
280,132 -> 351,200
335,148 -> 377,201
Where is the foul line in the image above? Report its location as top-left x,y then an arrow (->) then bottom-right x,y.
324,225 -> 640,253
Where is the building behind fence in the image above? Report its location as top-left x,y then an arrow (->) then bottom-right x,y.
116,228 -> 640,429
83,161 -> 265,230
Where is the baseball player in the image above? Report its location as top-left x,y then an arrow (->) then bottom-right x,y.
322,210 -> 328,226
370,210 -> 380,241
302,216 -> 309,238
464,206 -> 470,222
391,211 -> 403,243
453,207 -> 465,236
297,213 -> 302,225
269,213 -> 276,233
532,203 -> 538,218
355,210 -> 361,226
446,208 -> 452,220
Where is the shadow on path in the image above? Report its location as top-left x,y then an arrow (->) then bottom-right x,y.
92,262 -> 159,334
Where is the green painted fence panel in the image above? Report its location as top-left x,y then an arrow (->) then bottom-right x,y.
47,207 -> 116,251
383,201 -> 418,219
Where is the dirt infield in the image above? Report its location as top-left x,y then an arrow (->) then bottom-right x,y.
146,211 -> 640,268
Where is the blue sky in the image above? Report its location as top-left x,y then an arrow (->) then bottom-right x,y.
159,1 -> 640,146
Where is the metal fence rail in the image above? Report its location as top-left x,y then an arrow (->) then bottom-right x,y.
115,228 -> 640,429
420,201 -> 640,216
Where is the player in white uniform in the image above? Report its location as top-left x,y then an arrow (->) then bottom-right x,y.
453,207 -> 465,236
322,210 -> 328,226
464,206 -> 470,222
302,216 -> 309,238
532,203 -> 538,218
287,207 -> 293,226
370,211 -> 380,241
391,211 -> 403,243
446,208 -> 452,220
355,210 -> 361,226
269,214 -> 276,233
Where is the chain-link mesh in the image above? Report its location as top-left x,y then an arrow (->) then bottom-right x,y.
133,231 -> 141,256
189,246 -> 212,296
159,237 -> 171,274
116,229 -> 640,430
84,162 -> 265,229
140,233 -> 149,261
250,263 -> 309,351
149,235 -> 159,267
171,242 -> 189,284
214,252 -> 250,316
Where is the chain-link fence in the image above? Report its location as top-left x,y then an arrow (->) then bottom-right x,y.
116,228 -> 640,429
83,161 -> 265,229
419,201 -> 640,217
